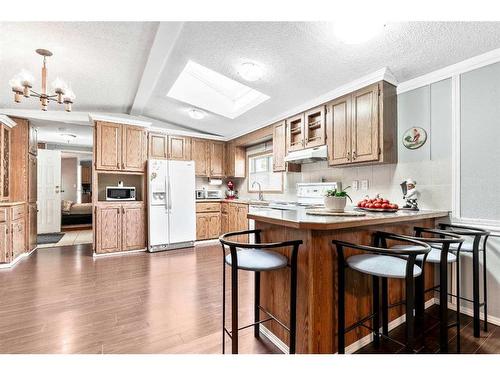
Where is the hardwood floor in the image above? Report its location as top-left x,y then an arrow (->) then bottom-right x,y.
0,243 -> 498,354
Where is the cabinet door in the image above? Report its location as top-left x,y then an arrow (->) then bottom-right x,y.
0,222 -> 9,263
228,204 -> 239,233
225,142 -> 246,178
148,133 -> 168,159
209,142 -> 225,177
351,84 -> 380,163
221,212 -> 229,235
28,203 -> 37,251
196,213 -> 209,240
28,153 -> 37,203
327,95 -> 352,166
273,121 -> 287,172
122,125 -> 147,171
192,139 -> 210,177
208,213 -> 221,239
304,106 -> 326,148
96,205 -> 122,253
29,125 -> 38,156
96,121 -> 121,171
122,204 -> 146,251
236,205 -> 249,243
1,126 -> 11,199
168,135 -> 191,161
11,218 -> 25,259
286,113 -> 305,152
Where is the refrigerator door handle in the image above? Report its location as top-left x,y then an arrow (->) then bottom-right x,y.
168,181 -> 173,210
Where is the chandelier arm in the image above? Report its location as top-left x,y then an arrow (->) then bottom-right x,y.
29,89 -> 41,97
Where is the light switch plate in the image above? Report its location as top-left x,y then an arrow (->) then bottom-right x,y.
361,179 -> 369,190
352,180 -> 359,191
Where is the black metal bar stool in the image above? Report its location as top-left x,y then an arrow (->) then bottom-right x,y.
333,232 -> 431,353
388,227 -> 464,353
437,224 -> 490,337
219,229 -> 302,354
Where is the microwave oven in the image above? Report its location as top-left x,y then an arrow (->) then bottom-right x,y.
206,190 -> 223,199
106,186 -> 136,201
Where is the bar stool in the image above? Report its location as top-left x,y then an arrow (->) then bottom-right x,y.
333,232 -> 431,353
219,229 -> 302,354
437,224 -> 490,337
388,227 -> 465,353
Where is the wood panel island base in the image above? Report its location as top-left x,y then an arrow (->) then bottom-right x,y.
247,208 -> 449,354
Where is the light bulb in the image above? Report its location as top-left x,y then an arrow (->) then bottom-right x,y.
9,77 -> 23,92
52,77 -> 67,93
18,69 -> 34,87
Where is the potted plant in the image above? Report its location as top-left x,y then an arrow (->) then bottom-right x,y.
324,186 -> 352,212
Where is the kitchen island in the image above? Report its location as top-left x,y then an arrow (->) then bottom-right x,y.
247,207 -> 449,354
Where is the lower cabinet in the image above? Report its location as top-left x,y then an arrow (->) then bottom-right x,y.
28,203 -> 37,251
196,201 -> 248,242
196,212 -> 220,241
0,204 -> 27,264
95,203 -> 146,254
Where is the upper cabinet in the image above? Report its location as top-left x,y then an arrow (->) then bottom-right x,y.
95,121 -> 147,172
286,113 -> 305,152
304,106 -> 326,148
209,141 -> 225,178
148,132 -> 168,159
0,125 -> 11,201
326,81 -> 396,167
273,121 -> 287,172
192,138 -> 210,177
225,142 -> 245,178
168,135 -> 191,161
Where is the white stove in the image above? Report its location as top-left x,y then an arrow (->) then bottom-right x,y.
263,182 -> 342,211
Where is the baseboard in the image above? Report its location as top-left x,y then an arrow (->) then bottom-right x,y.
195,239 -> 219,246
93,248 -> 147,258
441,299 -> 500,327
0,247 -> 36,269
259,298 -> 437,354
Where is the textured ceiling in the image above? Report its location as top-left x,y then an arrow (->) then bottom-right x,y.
2,22 -> 500,140
0,22 -> 158,113
143,21 -> 500,137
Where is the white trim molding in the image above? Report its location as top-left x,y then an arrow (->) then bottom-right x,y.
0,114 -> 17,128
88,113 -> 152,128
397,47 -> 500,94
228,67 -> 398,140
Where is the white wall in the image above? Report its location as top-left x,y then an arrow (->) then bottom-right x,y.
61,157 -> 78,202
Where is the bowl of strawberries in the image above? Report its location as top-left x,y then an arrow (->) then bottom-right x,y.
356,195 -> 399,212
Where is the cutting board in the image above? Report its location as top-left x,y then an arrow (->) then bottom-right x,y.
306,209 -> 366,217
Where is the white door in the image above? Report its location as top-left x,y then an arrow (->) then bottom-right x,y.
168,160 -> 196,243
37,150 -> 62,234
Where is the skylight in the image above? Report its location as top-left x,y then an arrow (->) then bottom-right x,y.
167,60 -> 270,119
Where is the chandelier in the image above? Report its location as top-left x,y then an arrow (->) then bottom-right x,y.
9,49 -> 75,112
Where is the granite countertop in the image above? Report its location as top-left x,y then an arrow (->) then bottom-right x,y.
247,207 -> 450,230
196,198 -> 254,204
0,201 -> 25,207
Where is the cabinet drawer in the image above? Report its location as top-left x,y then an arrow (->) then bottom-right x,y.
196,202 -> 221,213
10,205 -> 24,221
0,208 -> 7,222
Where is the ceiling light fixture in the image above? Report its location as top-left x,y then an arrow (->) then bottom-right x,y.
9,49 -> 75,112
237,62 -> 264,82
59,133 -> 77,143
188,108 -> 205,120
333,21 -> 385,45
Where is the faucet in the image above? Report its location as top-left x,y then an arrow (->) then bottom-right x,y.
252,181 -> 264,201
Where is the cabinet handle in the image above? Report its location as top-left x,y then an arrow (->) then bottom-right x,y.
347,152 -> 351,161
116,162 -> 120,169
352,150 -> 357,160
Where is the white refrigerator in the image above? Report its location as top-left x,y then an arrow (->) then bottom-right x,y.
147,159 -> 196,252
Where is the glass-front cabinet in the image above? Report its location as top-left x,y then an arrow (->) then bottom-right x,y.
0,124 -> 10,201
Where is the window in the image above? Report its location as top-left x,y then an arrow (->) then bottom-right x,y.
248,152 -> 283,193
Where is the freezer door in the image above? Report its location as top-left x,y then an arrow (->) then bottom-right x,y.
148,159 -> 168,206
167,160 -> 196,243
148,205 -> 169,247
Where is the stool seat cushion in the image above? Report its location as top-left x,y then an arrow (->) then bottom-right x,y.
346,254 -> 422,279
431,242 -> 479,253
225,249 -> 288,271
391,245 -> 457,263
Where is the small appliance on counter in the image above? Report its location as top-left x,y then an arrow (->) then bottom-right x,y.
106,182 -> 136,201
195,188 -> 206,199
400,178 -> 419,210
225,180 -> 237,200
195,188 -> 223,199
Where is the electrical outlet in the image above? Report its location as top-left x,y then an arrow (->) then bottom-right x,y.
352,180 -> 359,191
361,179 -> 369,190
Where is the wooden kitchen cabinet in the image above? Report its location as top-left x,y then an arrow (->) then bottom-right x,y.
0,203 -> 27,263
326,81 -> 396,167
1,124 -> 11,201
272,121 -> 301,173
168,135 -> 191,161
209,141 -> 225,178
235,204 -> 249,243
196,201 -> 221,240
196,214 -> 210,241
28,203 -> 37,251
148,132 -> 168,159
122,203 -> 146,251
192,138 -> 210,177
122,125 -> 147,171
11,217 -> 25,260
208,213 -> 221,239
221,211 -> 229,234
0,222 -> 8,263
28,125 -> 37,156
95,203 -> 146,254
95,121 -> 147,172
28,153 -> 37,203
286,113 -> 305,152
304,105 -> 326,148
225,142 -> 245,178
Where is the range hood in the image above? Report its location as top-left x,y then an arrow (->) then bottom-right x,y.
284,145 -> 327,164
